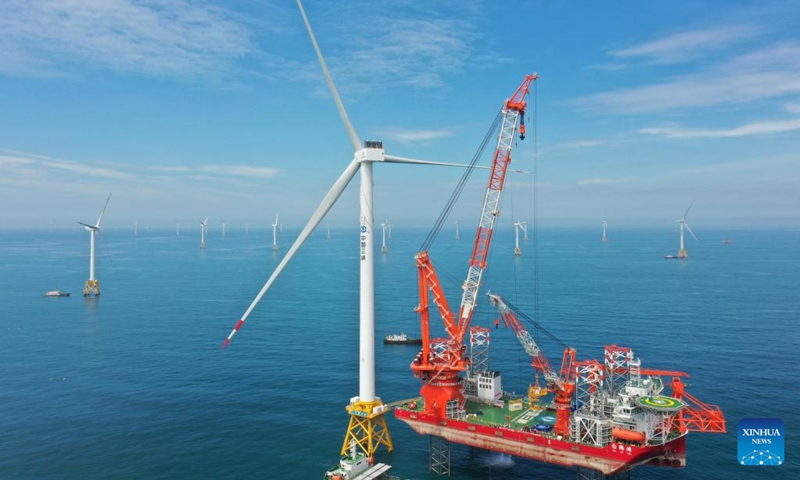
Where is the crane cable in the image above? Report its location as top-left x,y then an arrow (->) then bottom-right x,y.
419,110 -> 503,253
499,296 -> 568,349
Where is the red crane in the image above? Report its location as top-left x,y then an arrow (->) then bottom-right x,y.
487,292 -> 576,437
411,75 -> 538,418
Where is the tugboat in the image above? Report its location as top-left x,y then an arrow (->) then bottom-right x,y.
383,332 -> 422,345
43,290 -> 71,297
323,441 -> 396,480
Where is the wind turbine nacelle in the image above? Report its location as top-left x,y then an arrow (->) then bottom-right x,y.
358,141 -> 385,162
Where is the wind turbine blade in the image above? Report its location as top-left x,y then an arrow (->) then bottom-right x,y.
383,154 -> 535,174
685,222 -> 698,242
297,0 -> 361,153
683,200 -> 694,220
95,194 -> 112,228
77,221 -> 96,230
223,157 -> 361,347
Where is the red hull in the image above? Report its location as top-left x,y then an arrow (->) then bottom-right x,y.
395,408 -> 686,475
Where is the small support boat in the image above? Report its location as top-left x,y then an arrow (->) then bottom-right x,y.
43,290 -> 71,297
383,333 -> 422,345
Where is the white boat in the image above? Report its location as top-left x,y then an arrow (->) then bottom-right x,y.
383,332 -> 422,345
323,442 -> 395,480
43,290 -> 71,297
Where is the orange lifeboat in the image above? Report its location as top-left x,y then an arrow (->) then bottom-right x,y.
612,427 -> 645,443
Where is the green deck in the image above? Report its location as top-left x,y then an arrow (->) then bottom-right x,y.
401,396 -> 558,432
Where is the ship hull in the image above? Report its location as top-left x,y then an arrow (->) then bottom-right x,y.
395,408 -> 686,475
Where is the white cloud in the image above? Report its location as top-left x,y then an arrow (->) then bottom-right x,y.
541,140 -> 606,153
199,165 -> 280,178
294,1 -> 482,93
0,0 -> 255,78
577,177 -> 633,186
784,103 -> 800,114
40,159 -> 134,180
639,118 -> 800,138
575,43 -> 800,114
609,25 -> 762,64
379,128 -> 453,145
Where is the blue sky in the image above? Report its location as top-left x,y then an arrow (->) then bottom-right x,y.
1,0 -> 799,230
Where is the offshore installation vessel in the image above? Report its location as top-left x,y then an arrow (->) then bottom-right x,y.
393,75 -> 725,479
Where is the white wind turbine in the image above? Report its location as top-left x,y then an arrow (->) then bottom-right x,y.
245,222 -> 249,235
602,220 -> 608,242
222,0 -> 485,457
667,202 -> 697,259
222,221 -> 226,239
455,220 -> 460,240
271,214 -> 279,251
199,217 -> 208,249
78,194 -> 111,297
513,220 -> 526,255
522,220 -> 529,241
176,222 -> 180,237
386,219 -> 392,240
327,222 -> 331,240
134,220 -> 138,237
380,221 -> 388,254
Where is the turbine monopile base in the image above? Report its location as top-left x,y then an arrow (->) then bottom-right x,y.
83,279 -> 100,297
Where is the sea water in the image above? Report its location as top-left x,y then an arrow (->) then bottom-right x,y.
0,227 -> 797,479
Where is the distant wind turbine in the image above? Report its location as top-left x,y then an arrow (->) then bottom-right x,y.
602,220 -> 608,243
513,220 -> 526,256
327,223 -> 331,240
386,219 -> 392,240
200,217 -> 208,249
222,221 -> 226,239
665,202 -> 697,259
176,222 -> 180,237
455,220 -> 460,240
271,214 -> 279,251
134,220 -> 138,237
78,194 -> 111,296
380,221 -> 388,254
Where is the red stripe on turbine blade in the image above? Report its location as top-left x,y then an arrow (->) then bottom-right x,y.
221,319 -> 245,348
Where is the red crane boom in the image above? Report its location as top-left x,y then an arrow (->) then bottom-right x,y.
411,75 -> 538,417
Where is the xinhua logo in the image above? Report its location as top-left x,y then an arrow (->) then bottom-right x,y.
738,418 -> 783,466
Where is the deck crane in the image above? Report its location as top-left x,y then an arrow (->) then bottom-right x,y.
487,292 -> 576,437
410,74 -> 538,418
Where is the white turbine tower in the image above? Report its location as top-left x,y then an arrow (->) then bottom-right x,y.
513,220 -> 526,255
176,222 -> 180,237
271,214 -> 279,251
245,222 -> 249,235
386,219 -> 392,240
522,220 -> 529,241
668,202 -> 698,259
222,0 -> 484,457
200,217 -> 208,249
327,223 -> 331,240
455,220 -> 460,241
222,221 -> 226,239
380,221 -> 388,254
602,220 -> 608,243
78,194 -> 111,297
